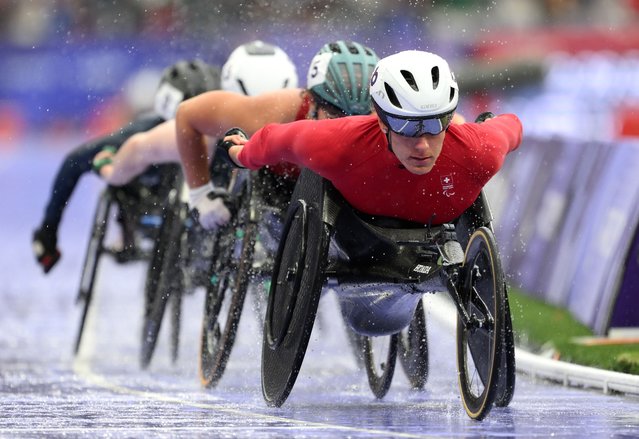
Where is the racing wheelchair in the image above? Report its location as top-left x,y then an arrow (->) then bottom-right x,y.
261,168 -> 516,421
194,164 -> 428,394
73,164 -> 182,356
197,167 -> 295,387
138,156 -> 240,369
137,158 -> 295,375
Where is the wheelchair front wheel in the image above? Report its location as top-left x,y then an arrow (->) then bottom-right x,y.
456,227 -> 505,420
362,333 -> 398,399
398,299 -> 429,390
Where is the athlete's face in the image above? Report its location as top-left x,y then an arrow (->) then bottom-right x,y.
378,118 -> 445,175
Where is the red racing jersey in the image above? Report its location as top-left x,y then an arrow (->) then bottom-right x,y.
238,114 -> 522,224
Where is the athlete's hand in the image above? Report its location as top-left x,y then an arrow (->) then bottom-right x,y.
475,112 -> 495,123
216,127 -> 248,168
188,182 -> 231,230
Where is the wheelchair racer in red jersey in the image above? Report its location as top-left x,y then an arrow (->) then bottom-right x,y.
218,50 -> 522,335
222,50 -> 522,227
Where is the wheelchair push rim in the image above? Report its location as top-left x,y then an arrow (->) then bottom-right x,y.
456,226 -> 505,421
199,176 -> 256,387
140,186 -> 183,369
199,218 -> 257,388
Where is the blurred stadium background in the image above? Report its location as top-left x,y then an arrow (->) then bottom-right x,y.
1,0 -> 639,336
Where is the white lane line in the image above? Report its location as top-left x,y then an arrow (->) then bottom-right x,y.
73,358 -> 435,439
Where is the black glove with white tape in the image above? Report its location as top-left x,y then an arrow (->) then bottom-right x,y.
215,127 -> 248,168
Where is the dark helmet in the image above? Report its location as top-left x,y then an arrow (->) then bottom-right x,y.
307,40 -> 379,116
154,59 -> 221,120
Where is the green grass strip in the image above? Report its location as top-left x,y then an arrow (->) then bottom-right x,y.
508,287 -> 639,375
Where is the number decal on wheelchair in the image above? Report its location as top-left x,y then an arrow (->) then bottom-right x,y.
413,264 -> 431,274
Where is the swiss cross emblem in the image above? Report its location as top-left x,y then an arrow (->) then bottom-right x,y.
441,174 -> 455,197
441,175 -> 454,189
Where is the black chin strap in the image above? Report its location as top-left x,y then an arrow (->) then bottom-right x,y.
386,130 -> 393,152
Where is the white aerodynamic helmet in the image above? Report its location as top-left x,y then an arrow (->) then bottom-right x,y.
370,50 -> 459,136
221,40 -> 299,96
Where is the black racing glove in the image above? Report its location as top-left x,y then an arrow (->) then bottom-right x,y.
32,227 -> 61,274
216,127 -> 248,168
474,112 -> 495,123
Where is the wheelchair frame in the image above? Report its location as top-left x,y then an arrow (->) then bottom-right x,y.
198,168 -> 295,387
74,164 -> 182,356
261,168 -> 516,421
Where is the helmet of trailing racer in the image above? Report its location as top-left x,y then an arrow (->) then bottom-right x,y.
221,40 -> 299,96
154,59 -> 221,120
307,40 -> 380,116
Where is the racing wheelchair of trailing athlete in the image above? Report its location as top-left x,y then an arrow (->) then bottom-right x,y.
261,167 -> 516,421
137,157 -> 295,376
139,156 -> 237,369
73,163 -> 182,356
197,167 -> 295,387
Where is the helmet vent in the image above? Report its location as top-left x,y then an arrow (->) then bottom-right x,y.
431,66 -> 440,89
449,87 -> 455,103
353,63 -> 363,93
400,70 -> 419,92
337,63 -> 352,94
329,42 -> 341,53
236,79 -> 249,96
346,43 -> 359,55
384,82 -> 402,108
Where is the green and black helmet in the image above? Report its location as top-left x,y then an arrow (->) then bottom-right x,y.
306,40 -> 380,116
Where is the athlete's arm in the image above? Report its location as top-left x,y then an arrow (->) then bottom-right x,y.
235,119 -> 345,175
176,88 -> 303,188
100,119 -> 179,186
464,113 -> 523,180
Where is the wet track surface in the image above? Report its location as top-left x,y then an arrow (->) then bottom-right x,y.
2,147 -> 639,437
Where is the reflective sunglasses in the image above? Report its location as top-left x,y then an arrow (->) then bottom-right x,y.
381,110 -> 454,137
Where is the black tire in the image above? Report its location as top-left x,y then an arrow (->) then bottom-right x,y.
494,287 -> 516,407
362,333 -> 398,399
140,187 -> 183,369
169,287 -> 183,364
74,189 -> 113,355
261,198 -> 330,407
456,227 -> 505,421
398,299 -> 429,390
199,213 -> 257,388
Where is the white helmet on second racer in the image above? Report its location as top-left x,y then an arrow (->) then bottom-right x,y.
370,50 -> 459,137
221,40 -> 299,95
